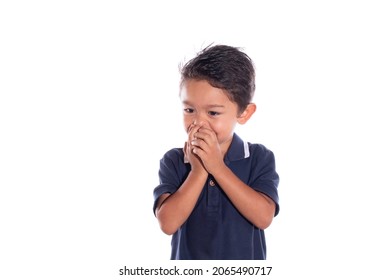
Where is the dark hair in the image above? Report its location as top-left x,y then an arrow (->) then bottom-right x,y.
180,44 -> 256,113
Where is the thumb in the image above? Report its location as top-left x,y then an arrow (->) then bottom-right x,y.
183,142 -> 189,163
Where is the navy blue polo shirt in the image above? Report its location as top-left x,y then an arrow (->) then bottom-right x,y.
153,133 -> 279,260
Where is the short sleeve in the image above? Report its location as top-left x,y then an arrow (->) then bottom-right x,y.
249,145 -> 280,216
153,149 -> 187,215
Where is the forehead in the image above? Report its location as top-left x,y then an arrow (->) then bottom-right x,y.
180,80 -> 232,106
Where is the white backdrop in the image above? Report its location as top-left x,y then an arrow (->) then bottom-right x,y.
1,1 -> 389,279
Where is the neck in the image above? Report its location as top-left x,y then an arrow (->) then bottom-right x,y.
220,135 -> 234,158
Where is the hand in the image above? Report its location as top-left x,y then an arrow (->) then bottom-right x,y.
190,123 -> 225,175
183,123 -> 207,175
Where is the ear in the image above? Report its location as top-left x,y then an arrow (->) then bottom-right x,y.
237,103 -> 256,125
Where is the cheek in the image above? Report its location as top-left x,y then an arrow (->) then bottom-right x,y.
208,119 -> 225,132
210,118 -> 235,136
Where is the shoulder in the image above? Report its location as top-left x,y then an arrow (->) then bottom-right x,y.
245,142 -> 277,172
158,147 -> 190,187
159,148 -> 186,169
161,148 -> 184,161
248,142 -> 276,159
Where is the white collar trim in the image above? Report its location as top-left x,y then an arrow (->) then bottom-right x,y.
243,141 -> 250,159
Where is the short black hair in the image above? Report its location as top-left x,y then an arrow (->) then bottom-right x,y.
180,44 -> 256,113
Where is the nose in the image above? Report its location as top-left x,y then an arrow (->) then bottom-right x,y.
193,117 -> 203,126
192,114 -> 210,128
192,112 -> 207,125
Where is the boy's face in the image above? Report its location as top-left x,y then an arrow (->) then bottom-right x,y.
180,79 -> 241,151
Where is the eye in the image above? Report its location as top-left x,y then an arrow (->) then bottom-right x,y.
208,111 -> 221,116
183,108 -> 194,114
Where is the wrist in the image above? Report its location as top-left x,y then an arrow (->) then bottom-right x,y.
209,162 -> 228,177
190,166 -> 208,178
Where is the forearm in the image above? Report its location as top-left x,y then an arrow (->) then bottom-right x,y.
156,170 -> 208,235
212,165 -> 275,230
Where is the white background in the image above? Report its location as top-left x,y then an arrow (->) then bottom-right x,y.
1,1 -> 389,279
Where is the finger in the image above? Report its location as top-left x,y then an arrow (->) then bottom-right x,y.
193,128 -> 216,145
192,138 -> 214,158
189,124 -> 201,140
197,121 -> 211,129
190,138 -> 207,151
187,123 -> 196,134
198,126 -> 216,135
183,142 -> 190,163
192,146 -> 205,159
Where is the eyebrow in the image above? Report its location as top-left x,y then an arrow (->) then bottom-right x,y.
182,101 -> 225,109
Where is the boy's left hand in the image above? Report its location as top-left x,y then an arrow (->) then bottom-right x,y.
190,125 -> 225,175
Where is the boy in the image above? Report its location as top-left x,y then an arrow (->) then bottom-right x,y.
153,45 -> 279,260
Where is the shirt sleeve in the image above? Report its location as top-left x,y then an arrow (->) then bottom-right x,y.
249,144 -> 280,216
153,149 -> 186,215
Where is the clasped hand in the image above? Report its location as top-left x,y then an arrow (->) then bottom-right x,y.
184,122 -> 224,175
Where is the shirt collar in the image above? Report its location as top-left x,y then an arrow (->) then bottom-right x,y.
225,133 -> 250,163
